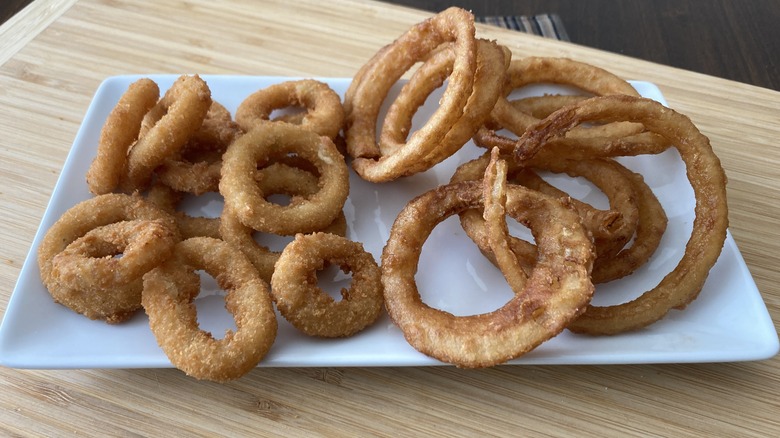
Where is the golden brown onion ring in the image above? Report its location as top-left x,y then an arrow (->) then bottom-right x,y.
219,123 -> 349,235
271,232 -> 384,338
86,78 -> 160,195
235,79 -> 344,140
123,74 -> 212,192
344,7 -> 478,182
516,95 -> 728,335
37,194 -> 179,322
220,163 -> 348,283
142,237 -> 277,382
382,180 -> 594,368
47,220 -> 178,323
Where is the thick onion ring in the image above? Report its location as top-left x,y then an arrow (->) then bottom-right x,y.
516,95 -> 728,335
344,7 -> 478,182
46,219 -> 177,324
37,194 -> 179,322
219,123 -> 349,235
123,74 -> 212,191
86,78 -> 160,195
382,180 -> 594,368
156,101 -> 241,195
142,237 -> 277,382
235,79 -> 344,140
220,163 -> 348,283
271,232 -> 384,338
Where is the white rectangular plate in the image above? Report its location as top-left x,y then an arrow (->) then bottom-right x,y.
0,75 -> 777,369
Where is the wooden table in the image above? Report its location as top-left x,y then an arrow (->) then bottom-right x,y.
1,0 -> 778,436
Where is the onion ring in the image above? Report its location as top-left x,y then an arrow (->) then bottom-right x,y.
122,74 -> 212,192
473,57 -> 669,158
220,163 -> 348,283
377,39 -> 509,174
47,220 -> 178,323
382,180 -> 594,368
235,79 -> 344,140
156,101 -> 241,195
142,237 -> 277,382
344,7 -> 478,182
515,95 -> 728,335
86,78 -> 160,195
219,123 -> 349,235
37,194 -> 179,322
271,232 -> 383,338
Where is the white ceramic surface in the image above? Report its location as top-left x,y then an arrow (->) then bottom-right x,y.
0,75 -> 776,369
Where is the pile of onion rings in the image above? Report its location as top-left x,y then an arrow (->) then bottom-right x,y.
37,7 -> 729,374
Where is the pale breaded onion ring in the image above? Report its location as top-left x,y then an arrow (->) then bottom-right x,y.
47,220 -> 178,323
344,7 -> 478,182
156,101 -> 242,195
86,78 -> 160,195
516,95 -> 728,335
271,232 -> 384,338
235,79 -> 344,140
122,74 -> 212,192
220,163 -> 348,283
382,180 -> 594,368
219,123 -> 349,235
142,237 -> 278,382
37,194 -> 179,322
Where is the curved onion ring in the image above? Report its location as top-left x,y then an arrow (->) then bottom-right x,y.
220,163 -> 348,283
156,101 -> 241,195
219,123 -> 349,235
516,95 -> 728,335
271,232 -> 384,338
344,7 -> 478,182
123,74 -> 212,191
473,57 -> 668,158
86,78 -> 160,195
142,237 -> 277,382
382,180 -> 594,368
37,194 -> 179,322
235,79 -> 344,140
47,220 -> 178,323
377,38 -> 509,174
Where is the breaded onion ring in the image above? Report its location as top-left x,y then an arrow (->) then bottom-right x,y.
47,220 -> 178,323
142,237 -> 278,382
86,78 -> 160,195
235,79 -> 344,140
219,123 -> 349,235
344,7 -> 478,182
156,101 -> 241,195
516,95 -> 728,335
220,163 -> 348,283
123,74 -> 212,191
382,180 -> 594,368
271,232 -> 383,338
37,194 -> 179,322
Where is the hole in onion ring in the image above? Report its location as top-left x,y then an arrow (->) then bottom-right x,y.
416,216 -> 515,316
192,270 -> 237,341
315,264 -> 353,303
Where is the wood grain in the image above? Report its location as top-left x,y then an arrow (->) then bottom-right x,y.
0,1 -> 778,436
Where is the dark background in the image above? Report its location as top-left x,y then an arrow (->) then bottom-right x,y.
3,0 -> 778,90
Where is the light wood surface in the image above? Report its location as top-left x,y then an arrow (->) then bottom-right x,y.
1,0 -> 778,436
